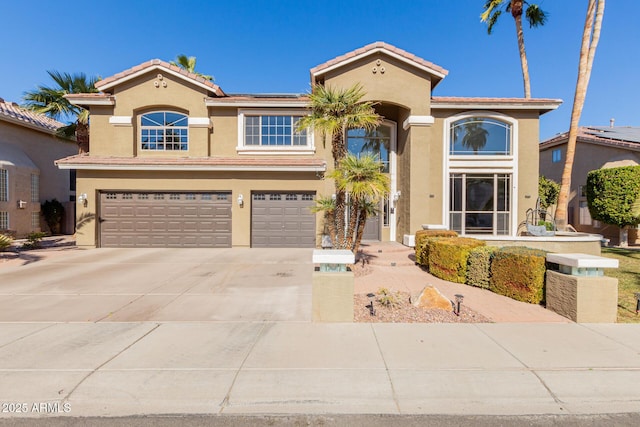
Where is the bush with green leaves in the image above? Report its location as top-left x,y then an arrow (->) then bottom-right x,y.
428,237 -> 485,283
538,175 -> 560,210
22,232 -> 47,250
414,229 -> 458,266
42,199 -> 65,234
0,234 -> 13,252
466,246 -> 498,289
490,246 -> 547,304
587,166 -> 640,229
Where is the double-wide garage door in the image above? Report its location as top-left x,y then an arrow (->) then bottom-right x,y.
100,191 -> 232,248
251,192 -> 316,248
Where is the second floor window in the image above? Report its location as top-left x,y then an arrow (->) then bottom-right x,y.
552,149 -> 562,163
450,117 -> 511,156
141,112 -> 188,151
244,115 -> 308,147
0,169 -> 7,202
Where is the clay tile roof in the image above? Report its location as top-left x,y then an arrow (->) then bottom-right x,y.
55,155 -> 327,171
310,41 -> 449,78
0,98 -> 64,132
95,59 -> 225,96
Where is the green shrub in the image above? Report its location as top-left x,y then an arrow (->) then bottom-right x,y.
22,232 -> 47,250
490,246 -> 547,304
414,229 -> 458,266
587,166 -> 640,228
466,246 -> 498,289
42,199 -> 65,234
428,237 -> 485,283
0,234 -> 13,252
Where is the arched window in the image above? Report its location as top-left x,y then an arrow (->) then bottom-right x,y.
450,117 -> 511,155
140,111 -> 188,151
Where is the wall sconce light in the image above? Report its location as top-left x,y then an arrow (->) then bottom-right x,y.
77,193 -> 88,207
393,191 -> 401,203
17,200 -> 27,209
237,194 -> 244,207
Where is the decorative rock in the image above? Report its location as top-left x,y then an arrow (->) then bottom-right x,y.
413,286 -> 453,311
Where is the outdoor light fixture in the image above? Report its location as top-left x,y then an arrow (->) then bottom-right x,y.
77,193 -> 88,207
393,191 -> 401,203
367,293 -> 376,316
454,294 -> 464,316
635,292 -> 640,315
237,194 -> 244,207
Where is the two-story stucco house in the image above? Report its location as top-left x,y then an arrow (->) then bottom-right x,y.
1,98 -> 77,237
57,42 -> 561,248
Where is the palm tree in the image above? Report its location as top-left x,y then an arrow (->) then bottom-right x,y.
298,84 -> 381,249
329,154 -> 390,253
555,0 -> 605,230
310,196 -> 337,246
23,71 -> 99,154
481,0 -> 548,98
170,54 -> 213,81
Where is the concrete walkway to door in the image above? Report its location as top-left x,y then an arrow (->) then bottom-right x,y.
0,247 -> 313,322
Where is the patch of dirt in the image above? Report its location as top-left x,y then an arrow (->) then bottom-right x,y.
354,292 -> 491,323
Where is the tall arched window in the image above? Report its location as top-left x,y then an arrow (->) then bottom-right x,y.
450,117 -> 511,155
140,111 -> 188,151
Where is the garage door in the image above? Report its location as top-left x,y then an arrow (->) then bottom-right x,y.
100,191 -> 232,248
251,192 -> 316,248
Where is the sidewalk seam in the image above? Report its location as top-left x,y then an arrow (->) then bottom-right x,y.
475,324 -> 568,412
60,322 -> 161,404
370,324 -> 402,414
0,323 -> 57,350
218,322 -> 268,414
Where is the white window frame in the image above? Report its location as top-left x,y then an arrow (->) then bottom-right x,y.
31,174 -> 39,202
237,109 -> 315,155
140,111 -> 189,152
443,111 -> 518,236
0,169 -> 8,202
0,211 -> 8,230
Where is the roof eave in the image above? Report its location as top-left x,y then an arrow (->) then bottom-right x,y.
431,100 -> 563,114
0,114 -> 61,135
64,95 -> 115,106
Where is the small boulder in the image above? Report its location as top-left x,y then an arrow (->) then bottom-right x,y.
413,286 -> 453,311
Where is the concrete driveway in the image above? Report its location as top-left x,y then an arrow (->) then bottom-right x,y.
0,248 -> 313,322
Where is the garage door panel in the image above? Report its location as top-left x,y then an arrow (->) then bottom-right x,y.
251,192 -> 315,248
100,192 -> 232,248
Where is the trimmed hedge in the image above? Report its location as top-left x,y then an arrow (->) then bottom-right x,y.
414,229 -> 458,266
490,246 -> 547,304
428,237 -> 485,283
466,246 -> 498,289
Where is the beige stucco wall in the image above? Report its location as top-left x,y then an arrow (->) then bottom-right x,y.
75,170 -> 330,248
0,120 -> 76,236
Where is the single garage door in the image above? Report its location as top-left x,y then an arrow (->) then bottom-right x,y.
100,191 -> 232,248
251,192 -> 316,248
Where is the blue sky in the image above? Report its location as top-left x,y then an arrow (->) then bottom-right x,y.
1,0 -> 637,140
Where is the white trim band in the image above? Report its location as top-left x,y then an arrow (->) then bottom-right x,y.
402,115 -> 434,130
108,116 -> 132,126
188,117 -> 211,128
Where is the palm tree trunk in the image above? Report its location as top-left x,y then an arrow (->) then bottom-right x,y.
345,196 -> 360,250
556,0 -> 605,230
76,121 -> 90,154
353,207 -> 368,255
513,2 -> 532,98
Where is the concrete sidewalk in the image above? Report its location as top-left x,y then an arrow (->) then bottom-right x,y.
1,321 -> 640,418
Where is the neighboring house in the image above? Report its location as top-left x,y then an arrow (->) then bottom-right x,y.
57,42 -> 561,248
540,125 -> 640,245
0,98 -> 77,237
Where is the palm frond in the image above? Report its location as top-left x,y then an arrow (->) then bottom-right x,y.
525,4 -> 548,28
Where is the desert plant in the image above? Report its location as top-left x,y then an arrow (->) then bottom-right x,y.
22,231 -> 46,250
466,246 -> 498,289
428,237 -> 485,283
0,234 -> 13,251
376,287 -> 401,308
490,246 -> 547,304
42,199 -> 65,234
